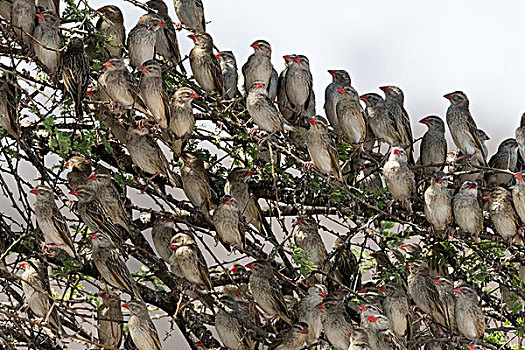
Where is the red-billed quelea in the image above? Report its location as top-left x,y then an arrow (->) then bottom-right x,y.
180,152 -> 214,220
324,70 -> 351,134
322,293 -> 353,350
33,9 -> 61,79
294,216 -> 327,272
360,93 -> 401,147
0,74 -> 20,141
349,328 -> 372,350
169,231 -> 213,290
478,129 -> 490,158
285,54 -> 314,118
173,0 -> 205,32
138,60 -> 170,129
277,55 -> 295,119
444,91 -> 487,166
485,187 -> 520,245
306,115 -> 343,181
215,296 -> 256,350
97,292 -> 123,349
123,300 -> 162,350
268,322 -> 309,350
0,1 -> 11,20
452,181 -> 483,241
454,285 -> 485,344
419,116 -> 447,175
433,277 -> 457,332
487,138 -> 519,187
188,32 -> 223,95
216,51 -> 239,99
243,40 -> 274,97
212,195 -> 245,252
169,87 -> 198,156
383,147 -> 415,211
336,86 -> 366,146
30,185 -> 75,257
93,5 -> 125,58
11,0 -> 35,47
127,14 -> 166,68
382,282 -> 410,338
512,172 -> 525,224
326,237 -> 361,290
62,37 -> 90,119
424,171 -> 452,233
151,216 -> 176,262
296,284 -> 328,346
66,155 -> 92,189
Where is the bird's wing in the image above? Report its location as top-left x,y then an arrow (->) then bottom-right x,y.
163,18 -> 186,73
210,54 -> 224,95
466,111 -> 487,163
195,0 -> 205,31
194,244 -> 213,290
51,206 -> 75,254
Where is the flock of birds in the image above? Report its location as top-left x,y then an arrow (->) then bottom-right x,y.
1,0 -> 524,349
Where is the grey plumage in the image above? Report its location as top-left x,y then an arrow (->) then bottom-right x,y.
419,116 -> 447,175
268,322 -> 309,350
349,328 -> 372,350
383,147 -> 415,210
382,282 -> 410,337
173,0 -> 205,32
284,54 -> 314,118
336,86 -> 367,145
180,152 -> 214,219
454,285 -> 485,341
516,114 -> 525,163
11,0 -> 35,47
62,37 -> 90,119
293,216 -> 327,270
486,187 -> 519,243
324,69 -> 352,134
487,138 -> 518,186
124,300 -> 163,350
97,292 -> 123,349
360,93 -> 401,147
215,296 -> 256,350
94,5 -> 125,58
478,129 -> 490,158
0,74 -> 20,141
424,171 -> 452,232
295,284 -> 327,345
242,40 -> 274,97
512,172 -> 525,223
127,13 -> 166,68
168,87 -> 198,156
322,295 -> 353,350
33,9 -> 61,78
433,277 -> 457,332
277,55 -> 295,119
212,195 -> 245,251
151,216 -> 176,262
66,155 -> 91,189
138,59 -> 170,129
452,181 -> 483,239
217,51 -> 239,99
188,32 -> 223,94
306,115 -> 342,180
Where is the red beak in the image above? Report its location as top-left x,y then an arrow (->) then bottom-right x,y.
296,218 -> 302,225
293,57 -> 301,64
318,291 -> 327,298
69,190 -> 79,197
379,286 -> 386,292
88,172 -> 97,181
100,293 -> 108,300
368,315 -> 377,323
245,262 -> 254,270
225,199 -> 231,205
453,287 -> 462,294
246,170 -> 255,177
169,243 -> 178,251
359,305 -> 367,311
393,149 -> 400,155
434,279 -> 441,286
190,92 -> 200,99
443,93 -> 453,100
102,61 -> 112,67
235,291 -> 243,298
65,161 -> 70,167
18,262 -> 28,268
337,88 -> 345,94
158,21 -> 165,27
139,66 -> 148,73
255,82 -> 264,89
482,195 -> 491,200
379,86 -> 388,93
215,52 -> 222,59
514,142 -> 519,148
359,95 -> 367,102
515,173 -> 523,181
316,303 -> 326,309
308,117 -> 316,126
188,34 -> 196,41
251,42 -> 260,50
230,266 -> 238,273
328,70 -> 336,77
300,328 -> 309,335
36,13 -> 44,20
166,217 -> 174,223
468,183 -> 477,190
485,135 -> 490,141
399,244 -> 407,251
370,253 -> 378,258
29,188 -> 39,195
86,89 -> 94,96
419,118 -> 429,125
97,7 -> 106,13
283,55 -> 291,62
89,232 -> 98,240
122,302 -> 130,309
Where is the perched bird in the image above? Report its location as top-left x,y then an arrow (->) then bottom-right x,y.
478,129 -> 490,158
516,114 -> 525,162
419,116 -> 447,175
98,57 -> 147,112
216,51 -> 239,99
349,328 -> 372,350
360,93 -> 401,147
0,74 -> 20,141
62,37 -> 90,119
355,161 -> 383,194
433,277 -> 457,332
0,0 -> 11,20
11,0 -> 35,47
294,216 -> 327,271
444,91 -> 487,166
512,172 -> 525,223
324,69 -> 352,134
246,261 -> 293,325
326,236 -> 361,291
97,292 -> 123,349
306,115 -> 343,180
30,185 -> 75,257
485,187 -> 519,245
188,32 -> 223,94
94,5 -> 125,58
168,87 -> 198,156
33,9 -> 61,79
487,138 -> 519,187
212,195 -> 245,251
89,231 -> 142,299
246,80 -> 295,136
322,294 -> 353,350
336,86 -> 366,145
36,0 -> 58,14
173,0 -> 205,32
169,231 -> 213,290
268,322 -> 309,350
452,181 -> 483,240
138,59 -> 170,129
242,40 -> 274,97
285,54 -> 314,118
382,282 -> 410,337
380,85 -> 414,164
277,55 -> 295,119
407,261 -> 447,326
424,171 -> 453,233
66,155 -> 92,189
146,0 -> 185,74
295,284 -> 327,345
215,296 -> 256,350
383,147 -> 415,211
454,285 -> 485,343
151,216 -> 176,262
224,168 -> 266,235
127,13 -> 166,68
123,300 -> 163,350
180,152 -> 214,219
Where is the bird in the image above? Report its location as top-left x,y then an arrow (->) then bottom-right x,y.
138,59 -> 170,129
0,74 -> 20,141
242,40 -> 274,97
383,147 -> 415,211
216,51 -> 239,99
215,296 -> 256,350
93,5 -> 125,58
212,195 -> 246,251
246,261 -> 293,325
284,54 -> 314,118
478,129 -> 490,158
173,0 -> 205,32
306,115 -> 343,180
89,231 -> 142,299
11,0 -> 35,47
454,285 -> 485,343
62,36 -> 90,119
355,161 -> 383,194
168,231 -> 213,290
407,261 -> 447,326
419,116 -> 447,175
30,185 -> 75,257
276,55 -> 296,119
33,8 -> 61,79
423,171 -> 453,233
349,328 -> 372,350
0,0 -> 11,20
322,293 -> 353,350
98,57 -> 148,113
146,0 -> 185,74
382,282 -> 410,337
360,93 -> 401,147
66,155 -> 92,189
512,172 -> 525,224
151,216 -> 176,262
19,259 -> 64,334
36,0 -> 58,14
433,277 -> 457,332
487,138 -> 519,187
325,236 -> 361,291
122,300 -> 163,350
452,181 -> 483,241
246,80 -> 295,136
293,216 -> 328,272
188,32 -> 223,94
180,152 -> 214,220
127,13 -> 166,68
268,322 -> 310,350
336,86 -> 367,145
380,85 -> 414,164
97,292 -> 123,349
295,284 -> 328,345
324,69 -> 352,135
358,304 -> 399,350
168,87 -> 198,156
516,114 -> 525,163
444,91 -> 487,166
485,187 -> 519,245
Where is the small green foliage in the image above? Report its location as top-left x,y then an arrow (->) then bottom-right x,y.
289,243 -> 316,278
